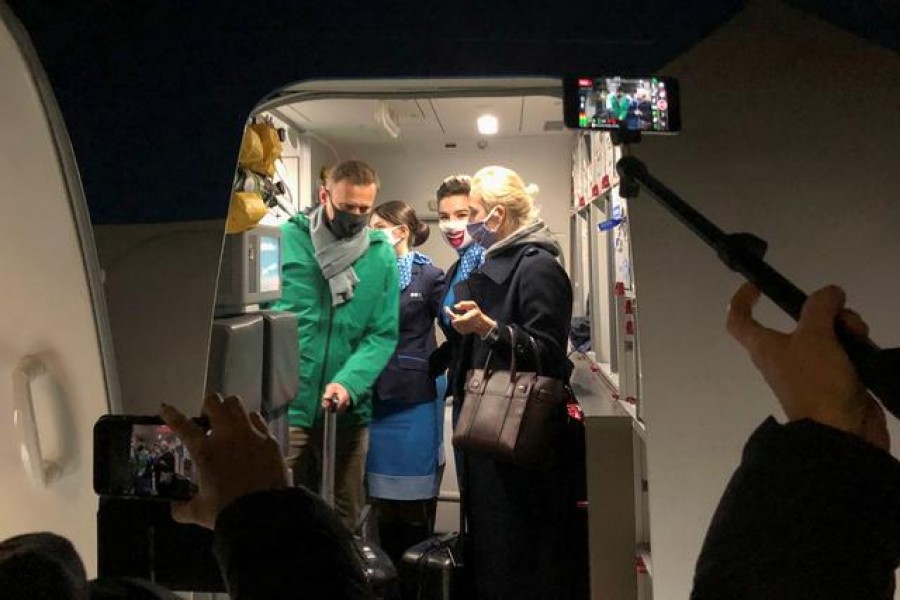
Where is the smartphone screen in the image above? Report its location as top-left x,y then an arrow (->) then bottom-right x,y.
563,75 -> 680,133
93,415 -> 203,501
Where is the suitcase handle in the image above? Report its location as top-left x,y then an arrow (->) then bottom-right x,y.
321,394 -> 338,507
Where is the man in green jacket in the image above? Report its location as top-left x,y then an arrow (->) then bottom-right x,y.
271,159 -> 399,529
609,88 -> 632,124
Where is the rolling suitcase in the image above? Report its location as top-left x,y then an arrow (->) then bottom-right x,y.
398,453 -> 467,600
322,397 -> 400,599
399,530 -> 464,600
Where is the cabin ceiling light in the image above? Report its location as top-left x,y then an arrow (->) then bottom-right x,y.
477,114 -> 498,135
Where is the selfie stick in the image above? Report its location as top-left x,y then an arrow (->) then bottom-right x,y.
615,154 -> 900,420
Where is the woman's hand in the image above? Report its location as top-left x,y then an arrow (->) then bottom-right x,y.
727,282 -> 889,450
445,300 -> 497,337
160,394 -> 291,529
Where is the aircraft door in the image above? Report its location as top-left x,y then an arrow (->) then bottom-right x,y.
0,5 -> 116,575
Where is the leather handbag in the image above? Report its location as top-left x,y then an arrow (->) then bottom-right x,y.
453,326 -> 567,467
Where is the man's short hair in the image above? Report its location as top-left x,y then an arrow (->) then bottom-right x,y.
328,160 -> 380,189
317,165 -> 333,187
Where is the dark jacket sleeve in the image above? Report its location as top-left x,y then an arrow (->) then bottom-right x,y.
491,251 -> 573,379
427,267 -> 450,379
427,265 -> 447,322
213,487 -> 374,600
691,417 -> 900,600
429,340 -> 453,378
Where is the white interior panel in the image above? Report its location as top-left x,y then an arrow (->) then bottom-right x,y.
0,8 -> 110,575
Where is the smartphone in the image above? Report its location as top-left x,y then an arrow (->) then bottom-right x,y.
563,75 -> 681,133
93,415 -> 207,501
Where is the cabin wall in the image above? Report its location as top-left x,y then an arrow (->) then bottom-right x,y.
93,220 -> 225,416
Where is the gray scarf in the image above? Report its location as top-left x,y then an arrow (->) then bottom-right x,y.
486,219 -> 565,267
309,206 -> 370,306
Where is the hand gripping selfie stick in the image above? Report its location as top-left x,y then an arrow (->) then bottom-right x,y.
614,153 -> 900,420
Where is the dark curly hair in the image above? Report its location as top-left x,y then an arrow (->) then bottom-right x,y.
435,174 -> 471,202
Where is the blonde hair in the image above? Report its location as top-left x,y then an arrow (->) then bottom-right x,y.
470,166 -> 539,229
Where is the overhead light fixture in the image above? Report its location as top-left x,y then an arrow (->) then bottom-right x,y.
375,100 -> 401,139
477,114 -> 499,135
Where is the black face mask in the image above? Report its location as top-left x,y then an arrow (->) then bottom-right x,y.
327,198 -> 368,239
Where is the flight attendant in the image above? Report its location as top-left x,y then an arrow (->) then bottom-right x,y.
366,201 -> 446,561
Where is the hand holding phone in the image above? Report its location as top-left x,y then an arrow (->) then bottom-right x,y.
160,395 -> 290,529
94,394 -> 289,529
445,301 -> 497,337
93,414 -> 207,501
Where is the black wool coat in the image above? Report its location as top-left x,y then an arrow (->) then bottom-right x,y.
448,242 -> 583,600
449,242 -> 573,404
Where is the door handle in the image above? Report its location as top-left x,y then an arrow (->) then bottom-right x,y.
12,356 -> 62,487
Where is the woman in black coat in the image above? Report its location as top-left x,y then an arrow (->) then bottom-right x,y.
444,165 -> 583,600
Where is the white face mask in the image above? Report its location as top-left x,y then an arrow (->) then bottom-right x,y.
369,224 -> 404,246
438,219 -> 474,251
383,225 -> 404,246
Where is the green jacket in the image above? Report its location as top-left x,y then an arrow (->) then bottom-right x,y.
271,213 -> 399,428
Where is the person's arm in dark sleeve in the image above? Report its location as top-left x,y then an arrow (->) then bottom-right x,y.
428,267 -> 447,322
691,417 -> 900,600
213,488 -> 374,600
486,254 -> 573,372
429,341 -> 452,378
428,268 -> 450,378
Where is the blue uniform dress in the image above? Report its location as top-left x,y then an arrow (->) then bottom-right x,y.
367,252 -> 447,500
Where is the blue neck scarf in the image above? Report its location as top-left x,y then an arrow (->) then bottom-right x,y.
455,243 -> 485,284
441,243 -> 485,324
398,251 -> 432,290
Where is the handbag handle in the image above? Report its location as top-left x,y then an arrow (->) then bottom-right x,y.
526,333 -> 543,375
479,326 -> 546,380
507,326 -> 517,380
477,325 -> 517,377
508,328 -> 546,378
